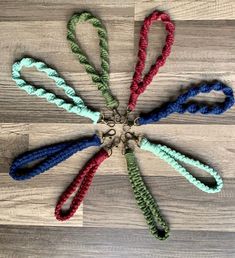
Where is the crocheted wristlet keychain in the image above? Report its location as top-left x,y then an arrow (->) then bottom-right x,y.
136,82 -> 234,125
125,148 -> 169,240
127,11 -> 175,112
55,148 -> 109,221
140,137 -> 223,193
67,11 -> 119,110
10,134 -> 102,180
12,58 -> 100,124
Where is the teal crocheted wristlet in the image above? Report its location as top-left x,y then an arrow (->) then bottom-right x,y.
12,57 -> 100,123
140,137 -> 223,193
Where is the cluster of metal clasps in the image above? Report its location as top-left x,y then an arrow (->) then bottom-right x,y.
99,108 -> 127,128
98,108 -> 141,156
99,105 -> 141,129
99,128 -> 142,157
98,128 -> 118,156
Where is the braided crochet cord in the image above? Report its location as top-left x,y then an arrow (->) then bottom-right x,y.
125,148 -> 169,240
55,148 -> 109,221
128,10 -> 175,111
137,81 -> 235,125
12,57 -> 101,123
140,138 -> 223,193
10,134 -> 101,181
67,11 -> 119,109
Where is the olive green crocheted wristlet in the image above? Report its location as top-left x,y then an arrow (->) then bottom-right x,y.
124,148 -> 169,240
67,11 -> 119,110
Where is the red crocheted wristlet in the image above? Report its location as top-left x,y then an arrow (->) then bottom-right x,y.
128,11 -> 175,111
55,148 -> 109,221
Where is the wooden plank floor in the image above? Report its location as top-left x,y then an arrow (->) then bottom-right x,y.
0,0 -> 235,257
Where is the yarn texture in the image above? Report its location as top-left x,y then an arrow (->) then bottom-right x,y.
128,10 -> 175,111
12,57 -> 100,123
137,81 -> 235,125
67,11 -> 119,109
140,137 -> 223,193
125,148 -> 169,240
55,148 -> 109,221
10,134 -> 101,181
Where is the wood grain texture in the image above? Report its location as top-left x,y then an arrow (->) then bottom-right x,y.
0,0 -> 235,257
0,124 -> 29,173
0,0 -> 134,21
135,0 -> 235,21
0,226 -> 235,258
0,20 -> 134,73
0,174 -> 83,226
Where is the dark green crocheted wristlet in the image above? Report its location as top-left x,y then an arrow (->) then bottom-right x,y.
124,148 -> 169,240
67,11 -> 119,110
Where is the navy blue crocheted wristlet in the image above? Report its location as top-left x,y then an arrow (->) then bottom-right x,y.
137,82 -> 234,125
10,134 -> 101,180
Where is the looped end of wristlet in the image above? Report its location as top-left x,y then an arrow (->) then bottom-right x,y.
9,134 -> 102,181
137,81 -> 235,125
128,10 -> 175,111
67,11 -> 119,111
55,148 -> 109,221
140,137 -> 224,193
12,57 -> 100,124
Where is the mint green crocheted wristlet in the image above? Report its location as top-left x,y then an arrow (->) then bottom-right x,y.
140,138 -> 223,193
67,11 -> 119,110
12,57 -> 100,123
